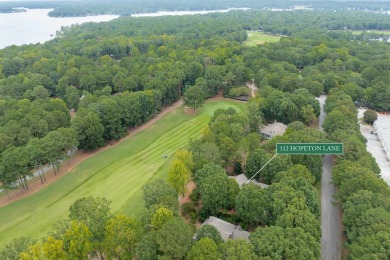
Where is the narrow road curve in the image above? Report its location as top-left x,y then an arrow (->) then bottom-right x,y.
318,95 -> 342,260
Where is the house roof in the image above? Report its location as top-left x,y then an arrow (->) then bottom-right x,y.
231,229 -> 250,240
229,174 -> 269,189
201,216 -> 250,241
202,216 -> 236,241
261,121 -> 287,137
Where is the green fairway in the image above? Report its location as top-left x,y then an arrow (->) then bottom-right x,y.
0,99 -> 245,245
244,31 -> 281,46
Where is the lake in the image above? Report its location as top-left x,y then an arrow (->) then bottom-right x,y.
0,9 -> 119,49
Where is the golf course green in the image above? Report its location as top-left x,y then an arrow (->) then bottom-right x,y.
0,99 -> 245,245
244,31 -> 282,47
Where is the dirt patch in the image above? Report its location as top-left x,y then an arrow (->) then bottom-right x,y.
310,117 -> 320,128
69,109 -> 76,119
183,106 -> 197,115
179,181 -> 196,206
179,181 -> 203,228
225,165 -> 234,175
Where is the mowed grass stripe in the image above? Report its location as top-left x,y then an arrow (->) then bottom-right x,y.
63,115 -> 209,211
51,114 -> 209,206
93,114 -> 209,171
126,114 -> 209,162
0,100 -> 244,244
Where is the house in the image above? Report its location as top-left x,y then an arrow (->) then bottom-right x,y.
201,216 -> 250,241
229,174 -> 269,189
261,121 -> 287,139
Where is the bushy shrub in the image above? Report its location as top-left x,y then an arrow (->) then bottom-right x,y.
233,161 -> 243,175
190,212 -> 197,224
363,109 -> 377,124
190,188 -> 200,201
228,86 -> 250,97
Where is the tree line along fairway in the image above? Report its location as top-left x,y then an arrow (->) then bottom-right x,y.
0,99 -> 245,245
244,31 -> 282,46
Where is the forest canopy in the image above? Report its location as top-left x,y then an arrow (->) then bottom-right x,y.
0,7 -> 389,259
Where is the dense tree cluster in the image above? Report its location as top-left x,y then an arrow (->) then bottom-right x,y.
323,90 -> 389,258
184,106 -> 322,257
167,149 -> 194,195
0,196 -> 143,259
0,172 -> 320,259
363,109 -> 377,125
0,98 -> 70,151
0,97 -> 77,193
74,89 -> 163,150
0,12 -> 253,194
256,88 -> 320,125
247,39 -> 389,109
0,13 -> 255,154
0,9 -> 388,157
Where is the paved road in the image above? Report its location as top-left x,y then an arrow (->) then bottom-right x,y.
317,95 -> 342,260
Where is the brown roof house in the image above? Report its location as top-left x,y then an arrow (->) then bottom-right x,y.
261,121 -> 287,139
201,216 -> 250,241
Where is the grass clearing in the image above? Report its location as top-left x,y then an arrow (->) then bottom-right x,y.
244,31 -> 281,47
0,99 -> 245,245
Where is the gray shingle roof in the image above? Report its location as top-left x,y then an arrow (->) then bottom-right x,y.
261,121 -> 287,138
231,229 -> 250,240
201,216 -> 250,241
